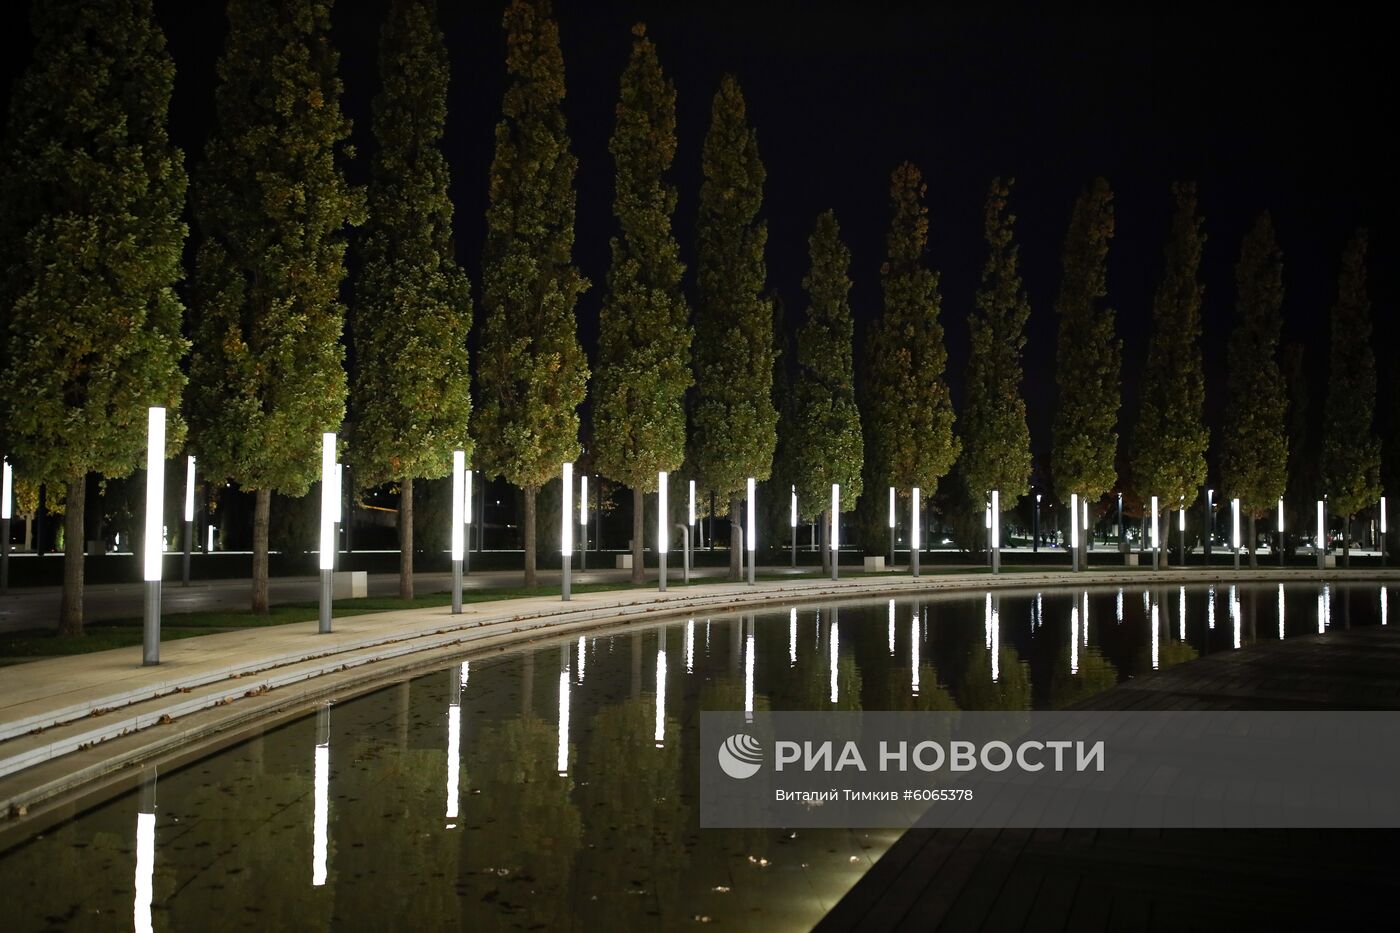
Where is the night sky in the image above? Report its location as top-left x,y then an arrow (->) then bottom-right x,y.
5,2 -> 1393,480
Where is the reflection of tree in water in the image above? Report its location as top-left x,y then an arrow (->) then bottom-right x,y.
576,699 -> 688,928
956,645 -> 1031,711
873,665 -> 958,712
1133,639 -> 1200,676
459,715 -> 581,930
1048,645 -> 1119,709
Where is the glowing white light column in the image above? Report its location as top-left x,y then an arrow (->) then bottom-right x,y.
1277,497 -> 1285,568
656,636 -> 669,745
990,490 -> 1001,574
1317,499 -> 1326,570
1231,497 -> 1241,569
464,466 -> 473,574
312,706 -> 330,886
658,470 -> 669,592
557,665 -> 571,775
1070,493 -> 1080,572
446,669 -> 462,824
450,450 -> 465,614
180,455 -> 196,587
790,485 -> 798,568
561,463 -> 573,601
830,484 -> 840,581
317,432 -> 335,635
1382,496 -> 1389,566
142,408 -> 167,665
579,473 -> 588,572
746,477 -> 756,586
888,486 -> 896,568
911,487 -> 922,578
1150,495 -> 1160,570
2,457 -> 14,594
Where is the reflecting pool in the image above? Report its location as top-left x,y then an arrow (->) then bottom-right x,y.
0,582 -> 1391,931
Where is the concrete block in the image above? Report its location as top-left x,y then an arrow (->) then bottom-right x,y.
863,555 -> 885,572
333,570 -> 367,599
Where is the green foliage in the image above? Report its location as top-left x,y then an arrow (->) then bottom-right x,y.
593,24 -> 691,492
349,0 -> 471,489
0,0 -> 188,484
791,210 -> 863,517
1281,342 -> 1318,526
1051,178 -> 1120,502
960,178 -> 1032,510
1131,182 -> 1209,505
1221,212 -> 1288,516
1322,230 -> 1381,517
865,162 -> 959,493
689,74 -> 776,498
473,0 -> 588,492
188,0 -> 363,496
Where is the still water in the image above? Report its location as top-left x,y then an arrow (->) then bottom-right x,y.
0,582 -> 1390,931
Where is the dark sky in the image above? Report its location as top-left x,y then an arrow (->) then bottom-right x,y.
6,1 -> 1394,481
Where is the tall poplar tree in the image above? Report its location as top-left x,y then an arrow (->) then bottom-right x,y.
1131,182 -> 1208,564
593,24 -> 691,583
961,178 -> 1032,538
0,0 -> 188,634
474,0 -> 588,586
1051,178 -> 1120,556
189,0 -> 364,612
1280,341 -> 1317,547
1221,212 -> 1288,566
690,74 -> 775,580
349,0 -> 471,599
791,211 -> 863,563
1321,230 -> 1381,565
865,163 -> 959,506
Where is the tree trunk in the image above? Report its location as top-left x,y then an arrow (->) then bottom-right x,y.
729,494 -> 743,581
523,484 -> 537,587
631,486 -> 645,584
1343,514 -> 1350,567
1157,506 -> 1170,568
820,511 -> 830,573
399,476 -> 414,600
252,487 -> 270,613
1248,513 -> 1258,568
57,473 -> 86,636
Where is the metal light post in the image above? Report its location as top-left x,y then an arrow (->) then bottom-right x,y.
1277,497 -> 1285,567
1033,493 -> 1041,554
1,458 -> 12,594
579,474 -> 587,572
1231,497 -> 1241,570
1204,488 -> 1214,565
1150,495 -> 1160,571
463,468 -> 473,575
561,463 -> 573,601
790,485 -> 797,568
318,432 -> 336,634
830,483 -> 840,581
1116,492 -> 1124,555
888,486 -> 896,569
182,456 -> 195,587
1070,493 -> 1080,572
450,450 -> 464,614
911,487 -> 922,579
1178,498 -> 1186,567
1316,499 -> 1326,571
658,471 -> 668,592
143,407 -> 167,665
990,489 -> 1001,574
1083,498 -> 1091,554
746,477 -> 756,586
1381,496 -> 1388,566
689,479 -> 696,555
331,462 -> 342,572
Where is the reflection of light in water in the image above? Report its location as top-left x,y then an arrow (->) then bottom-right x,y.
888,599 -> 895,654
1178,586 -> 1186,640
984,593 -> 993,649
686,619 -> 695,672
1382,588 -> 1388,626
1278,584 -> 1286,639
990,600 -> 1000,683
656,646 -> 668,746
1082,592 -> 1090,646
1035,592 -> 1043,630
1317,584 -> 1331,633
461,660 -> 469,688
1207,586 -> 1215,630
1231,584 -> 1241,649
576,637 -> 586,682
744,624 -> 755,718
556,670 -> 570,776
829,621 -> 840,704
910,616 -> 920,696
1142,589 -> 1150,614
1116,588 -> 1123,625
705,619 -> 711,650
134,807 -> 155,933
1151,595 -> 1160,670
1070,600 -> 1079,675
313,743 -> 329,886
445,704 -> 460,822
788,608 -> 797,667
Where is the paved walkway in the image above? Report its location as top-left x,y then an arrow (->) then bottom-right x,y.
818,626 -> 1400,932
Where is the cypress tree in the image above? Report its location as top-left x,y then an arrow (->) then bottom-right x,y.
473,0 -> 589,587
865,163 -> 959,502
1051,178 -> 1120,544
961,177 -> 1032,538
1281,341 -> 1316,549
349,0 -> 471,599
1321,230 -> 1381,565
690,74 -> 775,580
0,0 -> 188,634
1130,182 -> 1209,563
791,210 -> 863,563
593,24 -> 691,583
1220,212 -> 1288,566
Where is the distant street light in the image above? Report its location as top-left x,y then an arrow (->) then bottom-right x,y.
658,470 -> 668,592
746,477 -> 756,586
318,431 -> 335,634
579,473 -> 587,572
1277,496 -> 1285,567
990,489 -> 1000,575
1316,499 -> 1326,571
2,457 -> 13,594
888,486 -> 896,568
561,462 -> 573,601
464,467 -> 473,574
790,485 -> 797,568
1070,493 -> 1080,572
451,450 -> 464,614
1231,497 -> 1241,569
911,486 -> 922,579
1381,495 -> 1388,566
1033,492 -> 1041,555
1150,495 -> 1159,571
143,407 -> 167,664
830,483 -> 840,581
182,456 -> 196,587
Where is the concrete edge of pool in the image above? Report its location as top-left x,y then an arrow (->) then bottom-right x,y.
1,568 -> 1394,835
